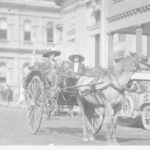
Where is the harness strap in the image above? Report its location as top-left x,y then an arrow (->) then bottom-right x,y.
109,73 -> 126,93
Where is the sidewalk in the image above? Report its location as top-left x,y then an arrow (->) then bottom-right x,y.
0,100 -> 25,109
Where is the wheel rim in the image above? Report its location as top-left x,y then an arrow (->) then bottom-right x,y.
142,106 -> 150,130
28,106 -> 43,133
26,76 -> 43,134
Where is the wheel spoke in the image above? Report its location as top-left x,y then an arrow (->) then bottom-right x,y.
29,107 -> 35,128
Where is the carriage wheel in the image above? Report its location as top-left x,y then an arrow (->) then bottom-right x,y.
26,74 -> 44,134
142,105 -> 150,130
92,107 -> 104,135
121,95 -> 134,117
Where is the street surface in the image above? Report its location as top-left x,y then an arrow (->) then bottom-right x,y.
0,106 -> 150,145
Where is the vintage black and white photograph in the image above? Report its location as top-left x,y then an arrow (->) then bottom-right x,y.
0,0 -> 150,146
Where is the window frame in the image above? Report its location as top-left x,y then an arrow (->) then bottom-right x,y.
24,21 -> 31,42
0,19 -> 7,40
46,22 -> 54,43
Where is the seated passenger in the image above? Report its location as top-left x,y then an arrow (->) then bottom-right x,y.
42,49 -> 61,86
68,54 -> 86,78
42,49 -> 61,69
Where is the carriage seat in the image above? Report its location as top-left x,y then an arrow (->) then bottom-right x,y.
84,67 -> 101,77
65,77 -> 78,87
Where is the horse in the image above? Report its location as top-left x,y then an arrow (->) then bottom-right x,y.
75,56 -> 138,144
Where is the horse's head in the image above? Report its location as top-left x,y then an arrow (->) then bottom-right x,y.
112,56 -> 138,87
118,56 -> 138,73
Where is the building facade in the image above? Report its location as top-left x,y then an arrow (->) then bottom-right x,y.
0,0 -> 61,101
55,0 -> 150,68
107,0 -> 150,65
55,0 -> 100,67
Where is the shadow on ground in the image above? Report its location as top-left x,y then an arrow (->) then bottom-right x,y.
36,116 -> 148,145
38,127 -> 82,136
118,116 -> 143,129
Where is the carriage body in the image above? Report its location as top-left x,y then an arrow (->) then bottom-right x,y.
121,70 -> 150,130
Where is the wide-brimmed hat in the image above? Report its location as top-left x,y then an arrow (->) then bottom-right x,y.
69,54 -> 85,62
42,50 -> 61,58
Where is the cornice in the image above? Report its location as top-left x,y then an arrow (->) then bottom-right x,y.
0,2 -> 61,13
0,47 -> 43,55
107,4 -> 150,23
54,0 -> 65,6
62,1 -> 86,14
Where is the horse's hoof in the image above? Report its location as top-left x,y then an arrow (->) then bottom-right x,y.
112,139 -> 119,145
107,139 -> 118,145
107,140 -> 113,145
83,137 -> 88,142
89,136 -> 95,142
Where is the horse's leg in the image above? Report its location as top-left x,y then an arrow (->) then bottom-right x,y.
104,103 -> 114,144
69,105 -> 74,118
76,95 -> 88,142
111,103 -> 123,145
111,101 -> 123,144
81,95 -> 97,134
84,102 -> 95,141
111,114 -> 119,145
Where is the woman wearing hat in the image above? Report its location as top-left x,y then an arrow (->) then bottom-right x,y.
69,54 -> 86,77
42,50 -> 61,86
42,50 -> 61,67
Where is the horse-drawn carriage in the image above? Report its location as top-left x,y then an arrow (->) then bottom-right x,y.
24,59 -> 103,135
24,53 -> 150,143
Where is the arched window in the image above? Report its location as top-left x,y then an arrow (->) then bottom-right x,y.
47,22 -> 54,43
0,18 -> 7,40
24,21 -> 31,41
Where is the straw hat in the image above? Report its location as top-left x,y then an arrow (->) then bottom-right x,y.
42,50 -> 61,58
69,54 -> 85,63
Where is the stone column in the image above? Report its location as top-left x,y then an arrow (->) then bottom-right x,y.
95,34 -> 100,67
32,30 -> 36,65
147,36 -> 150,57
39,17 -> 42,45
13,57 -> 20,101
136,25 -> 143,55
100,0 -> 108,68
14,57 -> 20,86
108,33 -> 114,67
15,10 -> 20,44
53,24 -> 57,44
56,24 -> 63,44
